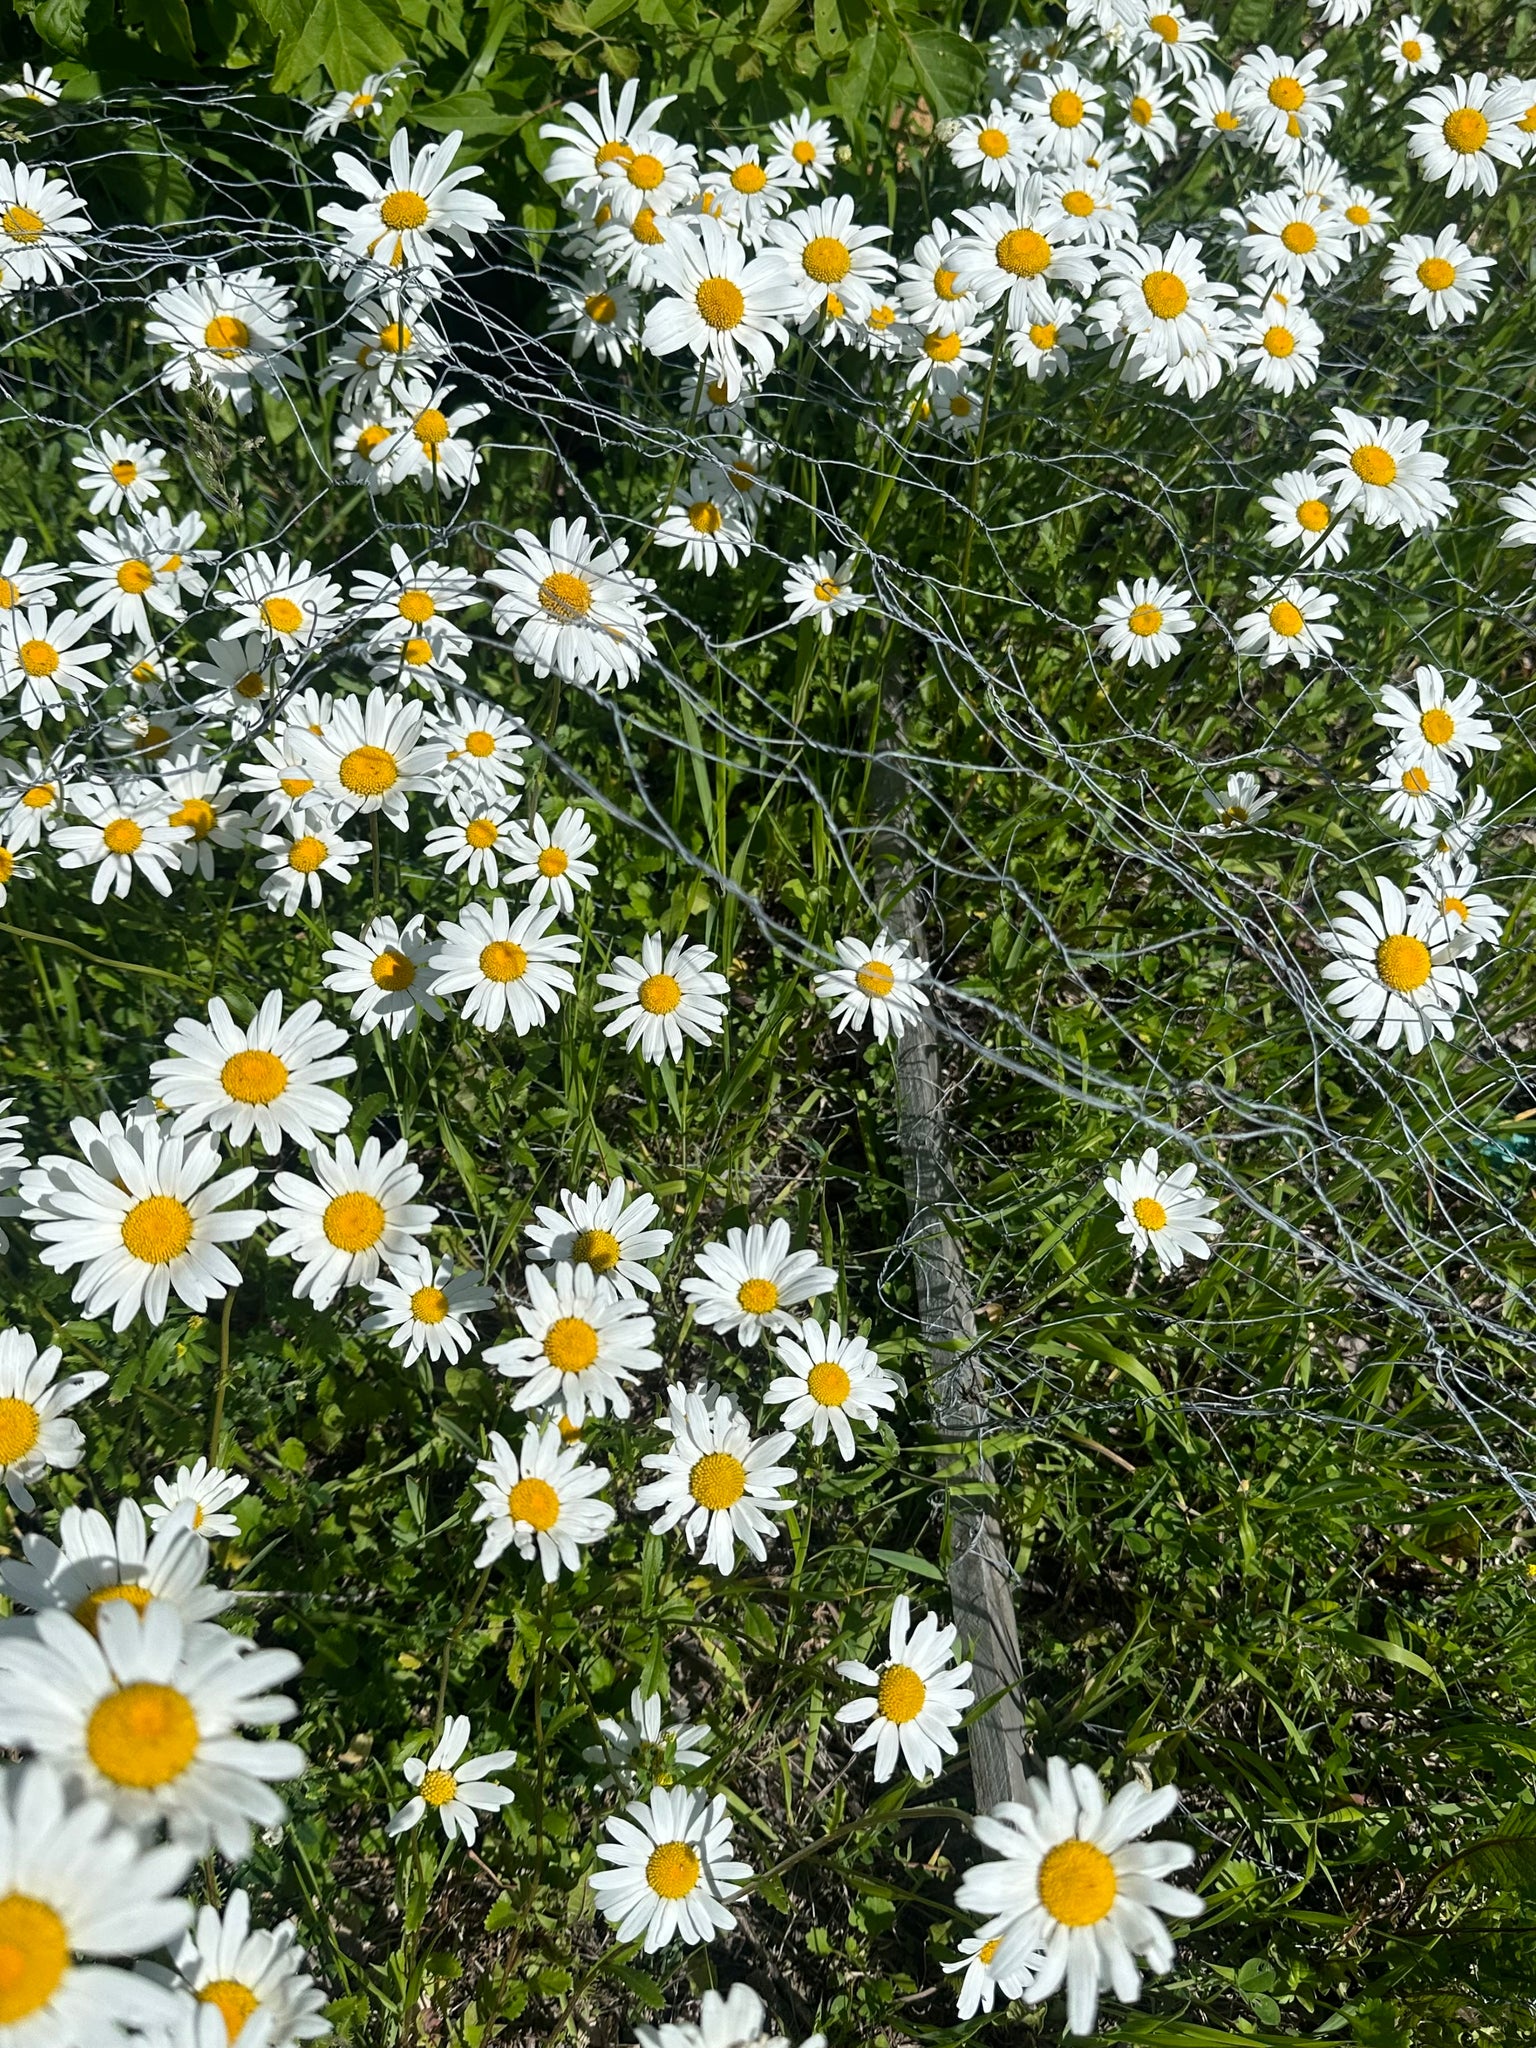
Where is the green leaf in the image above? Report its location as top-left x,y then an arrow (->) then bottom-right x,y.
270,0 -> 407,94
125,0 -> 198,63
867,1546 -> 947,1583
1446,1804 -> 1536,1894
28,0 -> 91,54
812,0 -> 846,58
901,25 -> 986,117
828,26 -> 898,131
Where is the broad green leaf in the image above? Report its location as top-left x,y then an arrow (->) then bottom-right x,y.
901,25 -> 986,116
271,0 -> 406,93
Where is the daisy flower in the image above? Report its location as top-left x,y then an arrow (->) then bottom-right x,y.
783,552 -> 865,636
471,1421 -> 616,1579
0,1601 -> 303,1859
1498,478 -> 1536,549
1370,746 -> 1459,830
322,291 -> 449,398
0,1763 -> 192,2045
298,685 -> 443,829
1232,47 -> 1344,162
1231,189 -> 1349,293
1374,665 -> 1499,770
144,1457 -> 249,1540
766,1317 -> 899,1460
950,186 -> 1097,327
540,76 -> 680,203
364,1251 -> 492,1368
219,551 -> 344,652
351,543 -> 478,634
432,693 -> 532,795
1234,288 -> 1322,393
681,1218 -> 837,1347
0,603 -> 108,726
594,932 -> 730,1064
655,473 -> 755,574
1202,771 -> 1276,834
1411,783 -> 1492,864
158,751 -> 253,877
378,379 -> 489,490
52,782 -> 184,903
0,159 -> 90,282
525,1177 -> 672,1297
487,1258 -> 661,1423
583,1684 -> 713,1794
167,1887 -> 331,2047
762,193 -> 895,325
150,990 -> 355,1157
548,266 -> 640,364
188,632 -> 284,733
642,215 -> 795,393
1089,234 -> 1236,394
1383,225 -> 1493,327
266,1133 -> 437,1310
429,898 -> 579,1035
701,143 -> 801,243
903,319 -> 992,389
1340,185 -> 1393,246
1320,873 -> 1476,1053
1312,407 -> 1456,535
486,516 -> 658,691
255,812 -> 368,915
72,433 -> 169,517
1018,64 -> 1107,166
321,125 -> 503,283
303,68 -> 398,141
928,380 -> 984,440
813,929 -> 930,1042
597,127 -> 699,226
595,204 -> 681,290
1043,164 -> 1140,249
1184,71 -> 1250,147
1117,64 -> 1180,162
503,805 -> 598,913
334,405 -> 403,488
1008,302 -> 1086,377
590,1784 -> 752,1953
1103,1146 -> 1222,1273
947,102 -> 1034,190
1094,576 -> 1195,668
1409,855 -> 1509,957
144,261 -> 298,412
0,1327 -> 105,1512
1,1496 -> 231,1634
1381,15 -> 1440,80
766,108 -> 836,187
954,1755 -> 1204,2038
634,1983 -> 821,2048
424,796 -> 515,888
386,1715 -> 516,1846
634,1382 -> 797,1574
1258,469 -> 1352,564
1233,577 -> 1340,668
1140,3 -> 1217,79
945,1930 -> 1042,2020
896,217 -> 976,333
834,1594 -> 974,1782
0,63 -> 63,103
1408,73 -> 1527,197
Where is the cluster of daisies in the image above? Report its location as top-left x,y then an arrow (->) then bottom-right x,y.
0,1324 -> 328,2047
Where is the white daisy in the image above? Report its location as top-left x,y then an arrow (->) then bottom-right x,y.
429,897 -> 579,1035
218,552 -> 344,652
1089,233 -> 1236,395
766,1317 -> 899,1461
144,1457 -> 249,1541
0,603 -> 108,726
1183,71 -> 1250,148
634,1382 -> 797,1574
0,1495 -> 230,1635
424,795 -> 516,887
266,1134 -> 437,1310
322,290 -> 449,398
470,1421 -> 616,1580
525,1176 -> 672,1297
144,262 -> 299,413
364,1252 -> 491,1369
834,1594 -> 974,1782
944,1929 -> 1042,2019
1103,1146 -> 1223,1273
378,379 -> 489,491
1233,576 -> 1340,669
642,215 -> 795,394
589,1784 -> 752,1953
1408,73 -> 1527,197
1383,224 -> 1494,327
298,686 -> 443,828
0,63 -> 63,103
548,266 -> 640,364
0,1600 -> 304,1858
1234,288 -> 1322,393
255,812 -> 368,916
334,404 -> 403,488
501,805 -> 598,914
1230,189 -> 1350,294
158,751 -> 253,878
0,535 -> 65,615
386,1715 -> 517,1845
486,517 -> 658,692
73,433 -> 169,517
762,192 -> 895,325
1409,855 -> 1508,957
1202,771 -> 1276,834
1117,64 -> 1181,162
783,552 -> 865,636
1258,469 -> 1353,564
655,472 -> 755,574
1008,298 -> 1088,378
540,76 -> 681,201
320,126 -> 503,284
583,1683 -> 712,1795
1370,745 -> 1459,830
1232,47 -> 1344,162
948,102 -> 1034,189
954,1756 -> 1204,2037
950,185 -> 1097,328
633,1982 -> 821,2048
597,127 -> 699,226
1018,64 -> 1108,166
813,929 -> 929,1041
150,991 -> 354,1157
681,1218 -> 837,1346
1373,665 -> 1499,770
321,913 -> 445,1039
166,1886 -> 331,2047
432,693 -> 532,796
0,158 -> 90,282
766,108 -> 836,187
1139,3 -> 1217,79
594,932 -> 730,1064
1498,477 -> 1536,549
1411,784 -> 1493,864
1381,14 -> 1440,81
1094,576 -> 1195,668
0,751 -> 69,849
1312,407 -> 1456,535
1340,185 -> 1394,246
1321,873 -> 1476,1053
190,635 -> 282,734
486,1259 -> 661,1424
0,1327 -> 105,1512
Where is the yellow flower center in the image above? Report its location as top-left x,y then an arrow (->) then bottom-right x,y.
20,783 -> 53,808
288,835 -> 327,872
731,160 -> 768,191
1127,603 -> 1163,637
115,558 -> 155,594
690,1450 -> 747,1510
414,408 -> 450,449
813,576 -> 841,602
0,1894 -> 68,2025
979,1936 -> 1002,1965
802,234 -> 852,283
479,939 -> 528,982
102,817 -> 144,855
381,188 -> 429,230
688,499 -> 724,534
595,139 -> 633,166
323,1191 -> 387,1252
465,817 -> 500,849
1129,94 -> 1153,125
626,152 -> 665,190
1038,1839 -> 1118,1926
0,847 -> 12,884
1417,255 -> 1455,292
543,1315 -> 600,1373
465,728 -> 496,757
638,971 -> 683,1014
1350,444 -> 1397,487
73,1582 -> 153,1635
582,289 -> 618,326
737,1276 -> 780,1316
199,1979 -> 260,2041
419,1767 -> 458,1807
379,320 -> 412,352
996,227 -> 1052,277
571,1226 -> 622,1272
1400,765 -> 1431,795
923,330 -> 963,362
1420,706 -> 1454,746
87,1681 -> 199,1787
538,570 -> 593,621
1345,202 -> 1370,226
632,206 -> 665,246
1269,599 -> 1304,637
1267,75 -> 1305,111
1149,9 -> 1178,36
933,264 -> 961,297
806,1359 -> 852,1407
1132,1195 -> 1168,1231
356,423 -> 390,457
0,576 -> 16,607
0,202 -> 43,246
402,638 -> 433,666
260,595 -> 304,634
203,314 -> 250,355
508,1475 -> 561,1530
1142,269 -> 1189,319
856,960 -> 896,997
372,947 -> 417,990
220,1048 -> 288,1103
17,638 -> 57,677
166,797 -> 216,841
976,125 -> 1010,158
645,1841 -> 701,1898
1442,106 -> 1489,153
1279,220 -> 1316,254
1049,88 -> 1084,128
1296,498 -> 1330,532
1443,894 -> 1468,920
410,1284 -> 449,1323
876,1662 -> 927,1724
1218,805 -> 1248,828
1401,36 -> 1422,59
1376,933 -> 1433,991
1215,107 -> 1240,130
1029,321 -> 1058,350
792,138 -> 817,164
397,587 -> 436,623
538,845 -> 570,877
121,1194 -> 193,1263
0,1396 -> 40,1464
1061,188 -> 1094,217
340,744 -> 398,796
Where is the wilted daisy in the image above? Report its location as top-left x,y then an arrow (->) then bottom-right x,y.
1,1496 -> 230,1635
0,1601 -> 303,1859
387,1716 -> 517,1845
73,433 -> 169,517
1407,72 -> 1527,197
594,932 -> 730,1064
1104,1146 -> 1222,1273
486,517 -> 658,691
167,1887 -> 331,2048
1202,771 -> 1276,834
948,102 -> 1033,189
144,1457 -> 249,1540
766,1317 -> 899,1460
814,929 -> 929,1042
1374,665 -> 1499,770
635,1382 -> 796,1574
321,125 -> 503,282
1381,14 -> 1440,80
834,1594 -> 974,1783
655,472 -> 755,573
642,215 -> 795,393
1370,746 -> 1459,831
219,551 -> 344,652
430,898 -> 579,1035
255,812 -> 368,915
471,1420 -> 616,1578
1258,469 -> 1353,564
944,1930 -> 1042,2020
0,1327 -> 105,1511
583,1684 -> 713,1794
783,552 -> 864,635
267,1133 -> 436,1309
1233,577 -> 1340,669
150,991 -> 355,1156
954,1756 -> 1204,2038
1383,225 -> 1493,327
1094,576 -> 1195,668
1312,407 -> 1456,535
1409,855 -> 1509,957
525,1177 -> 672,1297
590,1784 -> 752,1953
0,158 -> 90,282
487,1259 -> 662,1423
1,602 -> 109,725
1321,873 -> 1476,1053
144,261 -> 298,411
0,1762 -> 192,2046
681,1218 -> 837,1346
